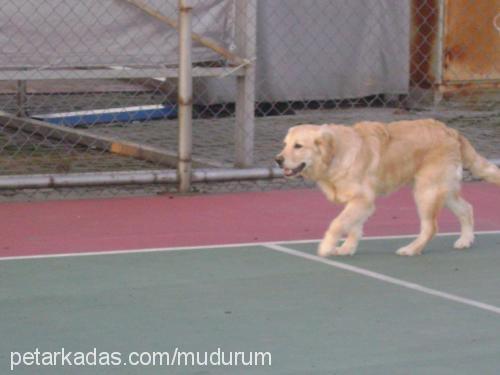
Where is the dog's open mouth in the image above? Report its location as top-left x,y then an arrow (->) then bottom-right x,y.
283,162 -> 306,177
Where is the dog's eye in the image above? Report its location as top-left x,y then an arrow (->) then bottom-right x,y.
294,144 -> 303,149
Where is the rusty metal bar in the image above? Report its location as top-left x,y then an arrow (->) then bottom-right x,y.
0,111 -> 220,168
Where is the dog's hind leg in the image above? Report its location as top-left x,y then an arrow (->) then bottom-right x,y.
396,182 -> 447,256
445,191 -> 474,249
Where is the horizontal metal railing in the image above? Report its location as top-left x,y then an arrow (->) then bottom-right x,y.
0,168 -> 285,189
1,159 -> 499,190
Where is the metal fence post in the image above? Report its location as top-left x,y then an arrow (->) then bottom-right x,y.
234,0 -> 257,168
16,80 -> 27,117
433,0 -> 445,106
178,0 -> 193,192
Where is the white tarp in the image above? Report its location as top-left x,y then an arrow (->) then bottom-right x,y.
0,0 -> 235,67
0,0 -> 410,101
199,0 -> 410,102
255,0 -> 410,101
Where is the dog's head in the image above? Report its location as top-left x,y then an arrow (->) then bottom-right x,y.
275,124 -> 335,179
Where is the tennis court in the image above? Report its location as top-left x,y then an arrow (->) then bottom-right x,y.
1,182 -> 499,374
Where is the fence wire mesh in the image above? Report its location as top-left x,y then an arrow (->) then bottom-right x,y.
0,0 -> 498,200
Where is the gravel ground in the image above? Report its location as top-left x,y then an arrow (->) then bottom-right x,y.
0,105 -> 498,201
86,106 -> 500,165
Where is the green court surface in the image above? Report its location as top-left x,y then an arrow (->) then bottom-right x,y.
1,232 -> 500,374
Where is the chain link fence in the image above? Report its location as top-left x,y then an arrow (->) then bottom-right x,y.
0,0 -> 498,200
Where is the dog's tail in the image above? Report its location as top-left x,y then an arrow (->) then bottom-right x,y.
460,135 -> 500,186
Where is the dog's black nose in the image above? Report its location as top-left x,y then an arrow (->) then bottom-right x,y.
275,155 -> 284,167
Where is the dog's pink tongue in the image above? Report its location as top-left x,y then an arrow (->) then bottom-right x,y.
284,168 -> 292,176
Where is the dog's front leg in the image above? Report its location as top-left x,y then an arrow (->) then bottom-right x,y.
317,197 -> 375,257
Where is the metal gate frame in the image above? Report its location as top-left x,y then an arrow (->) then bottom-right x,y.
0,0 -> 279,193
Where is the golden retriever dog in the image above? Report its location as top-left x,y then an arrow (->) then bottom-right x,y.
275,119 -> 500,256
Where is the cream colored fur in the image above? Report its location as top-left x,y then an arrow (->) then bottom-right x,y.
276,119 -> 500,256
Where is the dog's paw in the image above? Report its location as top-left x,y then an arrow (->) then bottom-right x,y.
453,234 -> 474,249
317,240 -> 335,257
331,244 -> 356,256
396,245 -> 421,256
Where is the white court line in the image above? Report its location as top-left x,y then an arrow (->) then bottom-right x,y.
1,230 -> 500,262
264,243 -> 500,316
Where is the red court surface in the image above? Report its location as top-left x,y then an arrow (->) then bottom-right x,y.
2,182 -> 499,257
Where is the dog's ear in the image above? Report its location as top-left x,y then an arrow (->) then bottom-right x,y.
314,129 -> 335,165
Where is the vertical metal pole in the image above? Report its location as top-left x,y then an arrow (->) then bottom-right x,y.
434,0 -> 445,106
178,0 -> 193,192
234,0 -> 257,168
16,80 -> 27,117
